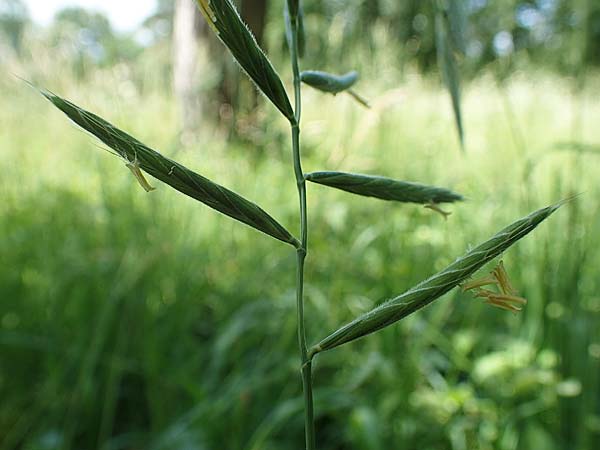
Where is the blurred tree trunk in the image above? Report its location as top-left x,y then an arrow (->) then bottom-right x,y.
173,0 -> 203,134
241,0 -> 268,112
172,0 -> 269,135
242,0 -> 268,45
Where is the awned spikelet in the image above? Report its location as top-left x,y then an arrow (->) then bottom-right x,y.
310,202 -> 563,355
300,71 -> 359,95
305,171 -> 463,205
306,169 -> 461,218
299,71 -> 370,107
39,88 -> 299,248
194,0 -> 294,121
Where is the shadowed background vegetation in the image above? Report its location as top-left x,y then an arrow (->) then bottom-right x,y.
1,0 -> 600,449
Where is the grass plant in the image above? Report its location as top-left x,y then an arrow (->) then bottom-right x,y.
4,69 -> 599,450
12,2 -> 591,449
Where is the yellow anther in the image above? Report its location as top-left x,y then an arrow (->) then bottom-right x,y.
475,289 -> 527,313
472,288 -> 497,299
461,275 -> 498,292
492,260 -> 517,295
493,293 -> 527,305
125,156 -> 155,192
424,203 -> 451,219
463,261 -> 527,313
484,299 -> 522,313
196,0 -> 219,33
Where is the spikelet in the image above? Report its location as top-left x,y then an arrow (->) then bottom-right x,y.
194,0 -> 294,120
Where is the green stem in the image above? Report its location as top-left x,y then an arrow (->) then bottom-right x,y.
288,5 -> 315,450
296,247 -> 315,450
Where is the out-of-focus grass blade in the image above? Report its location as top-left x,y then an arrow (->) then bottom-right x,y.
305,171 -> 463,204
300,71 -> 359,95
310,202 -> 563,355
554,141 -> 600,154
436,11 -> 464,150
284,2 -> 293,53
297,4 -> 306,58
194,0 -> 293,121
447,0 -> 467,55
40,89 -> 299,248
286,0 -> 299,18
284,1 -> 305,58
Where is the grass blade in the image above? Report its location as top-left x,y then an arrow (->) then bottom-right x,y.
554,141 -> 600,154
297,5 -> 306,58
305,171 -> 463,204
286,0 -> 299,18
447,0 -> 467,55
310,202 -> 563,354
40,89 -> 299,247
436,11 -> 464,150
195,0 -> 294,120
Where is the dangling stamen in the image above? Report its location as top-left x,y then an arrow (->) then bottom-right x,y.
474,288 -> 527,313
461,274 -> 498,292
492,260 -> 517,295
424,202 -> 451,219
462,261 -> 527,313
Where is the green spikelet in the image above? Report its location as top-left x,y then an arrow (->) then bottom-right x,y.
311,202 -> 563,354
195,0 -> 294,120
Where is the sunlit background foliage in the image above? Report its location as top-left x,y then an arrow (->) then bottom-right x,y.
1,0 -> 600,449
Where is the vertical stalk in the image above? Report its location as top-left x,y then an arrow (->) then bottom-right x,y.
288,4 -> 316,449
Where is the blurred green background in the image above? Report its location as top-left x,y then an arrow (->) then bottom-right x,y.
1,0 -> 600,449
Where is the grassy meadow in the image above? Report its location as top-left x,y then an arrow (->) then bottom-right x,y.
1,59 -> 600,450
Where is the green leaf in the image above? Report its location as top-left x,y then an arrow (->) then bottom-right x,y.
305,172 -> 463,204
195,0 -> 294,120
436,11 -> 464,149
40,89 -> 299,248
310,202 -> 563,355
300,71 -> 359,95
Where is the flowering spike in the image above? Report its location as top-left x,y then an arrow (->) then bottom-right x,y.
38,88 -> 299,247
193,0 -> 294,120
311,203 -> 562,354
